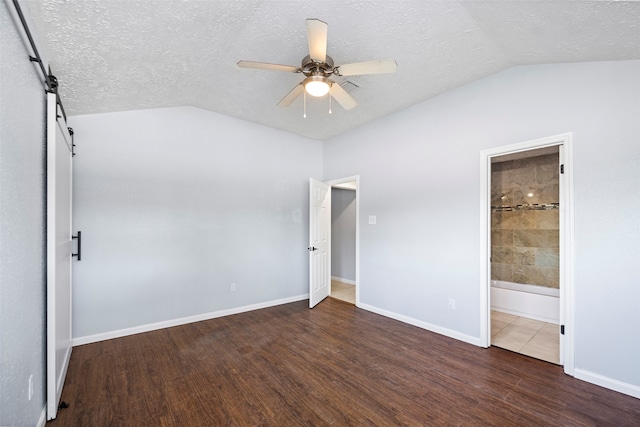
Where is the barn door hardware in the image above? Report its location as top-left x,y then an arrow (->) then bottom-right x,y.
72,231 -> 82,261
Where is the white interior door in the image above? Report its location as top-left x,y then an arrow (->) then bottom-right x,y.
47,93 -> 74,420
309,178 -> 331,308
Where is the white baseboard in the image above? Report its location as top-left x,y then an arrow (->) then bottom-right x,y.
68,293 -> 640,402
358,304 -> 639,400
72,294 -> 309,346
331,276 -> 356,285
37,406 -> 46,427
358,303 -> 482,347
574,368 -> 640,399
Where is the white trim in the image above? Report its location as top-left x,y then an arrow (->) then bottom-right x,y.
574,369 -> 640,399
37,406 -> 47,427
479,150 -> 490,348
72,294 -> 309,346
326,175 -> 360,307
359,303 -> 482,347
492,307 -> 558,325
480,133 -> 575,375
331,276 -> 356,285
560,135 -> 576,375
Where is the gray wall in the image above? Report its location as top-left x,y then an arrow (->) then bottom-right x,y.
323,60 -> 640,391
331,189 -> 356,282
69,107 -> 322,339
0,1 -> 47,424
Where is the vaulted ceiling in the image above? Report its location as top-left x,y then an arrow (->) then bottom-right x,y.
24,1 -> 640,140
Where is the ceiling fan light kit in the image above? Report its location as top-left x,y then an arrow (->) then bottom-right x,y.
237,18 -> 397,115
304,75 -> 331,97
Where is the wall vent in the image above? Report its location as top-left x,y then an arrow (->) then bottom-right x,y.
339,80 -> 360,93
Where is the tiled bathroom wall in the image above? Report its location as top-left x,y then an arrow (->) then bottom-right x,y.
491,153 -> 559,288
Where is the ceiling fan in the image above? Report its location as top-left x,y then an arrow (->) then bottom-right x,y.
237,18 -> 397,112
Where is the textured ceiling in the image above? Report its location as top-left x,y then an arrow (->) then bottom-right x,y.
23,1 -> 640,140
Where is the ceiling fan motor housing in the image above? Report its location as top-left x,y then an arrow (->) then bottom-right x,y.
301,54 -> 335,77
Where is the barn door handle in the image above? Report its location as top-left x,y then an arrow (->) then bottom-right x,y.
72,231 -> 82,261
307,246 -> 318,252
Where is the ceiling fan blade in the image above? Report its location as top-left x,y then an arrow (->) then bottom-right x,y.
306,18 -> 328,63
330,83 -> 357,111
336,60 -> 397,76
277,83 -> 304,107
237,60 -> 300,73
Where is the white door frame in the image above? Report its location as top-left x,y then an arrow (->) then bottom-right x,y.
480,133 -> 575,376
326,175 -> 360,307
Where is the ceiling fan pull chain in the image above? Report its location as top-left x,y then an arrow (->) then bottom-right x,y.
303,90 -> 307,118
329,87 -> 332,114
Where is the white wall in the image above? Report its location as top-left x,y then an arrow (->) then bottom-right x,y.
323,60 -> 640,392
331,188 -> 356,281
0,1 -> 47,424
69,107 -> 322,339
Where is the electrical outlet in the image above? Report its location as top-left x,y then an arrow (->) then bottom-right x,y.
28,374 -> 33,401
448,298 -> 456,310
230,283 -> 236,292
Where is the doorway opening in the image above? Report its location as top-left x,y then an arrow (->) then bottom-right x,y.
480,134 -> 574,374
327,176 -> 359,306
490,146 -> 560,364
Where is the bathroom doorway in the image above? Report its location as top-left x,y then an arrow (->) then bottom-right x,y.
490,146 -> 560,364
480,134 -> 574,373
327,176 -> 359,305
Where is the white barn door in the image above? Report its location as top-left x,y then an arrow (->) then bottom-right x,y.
309,178 -> 331,308
46,92 -> 74,420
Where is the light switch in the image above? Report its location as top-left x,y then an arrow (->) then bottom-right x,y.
368,215 -> 377,225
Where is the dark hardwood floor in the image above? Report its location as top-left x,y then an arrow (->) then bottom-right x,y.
49,298 -> 639,426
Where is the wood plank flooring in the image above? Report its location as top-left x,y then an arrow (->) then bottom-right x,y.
48,299 -> 639,426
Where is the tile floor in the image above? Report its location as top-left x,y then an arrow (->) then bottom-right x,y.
491,310 -> 560,364
330,280 -> 355,304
